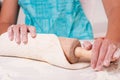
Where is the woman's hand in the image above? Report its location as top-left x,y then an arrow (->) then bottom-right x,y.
7,24 -> 36,44
91,38 -> 120,71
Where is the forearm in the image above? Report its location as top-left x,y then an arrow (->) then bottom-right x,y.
102,0 -> 120,42
0,0 -> 19,35
106,7 -> 120,42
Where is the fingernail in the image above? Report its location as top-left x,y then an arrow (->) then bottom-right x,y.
16,41 -> 21,44
95,66 -> 102,71
9,37 -> 13,41
22,38 -> 28,44
8,34 -> 13,41
103,60 -> 110,67
32,34 -> 36,38
91,62 -> 95,69
23,40 -> 28,44
103,61 -> 108,66
91,64 -> 95,69
16,40 -> 21,44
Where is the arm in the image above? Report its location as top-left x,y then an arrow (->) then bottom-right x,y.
103,0 -> 120,43
91,0 -> 120,71
0,0 -> 19,35
0,0 -> 36,44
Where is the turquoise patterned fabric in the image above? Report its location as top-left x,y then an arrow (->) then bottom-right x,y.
18,0 -> 93,40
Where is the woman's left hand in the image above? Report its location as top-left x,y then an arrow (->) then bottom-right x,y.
91,38 -> 120,71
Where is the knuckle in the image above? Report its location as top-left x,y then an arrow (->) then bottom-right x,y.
96,38 -> 103,43
22,24 -> 26,28
13,25 -> 19,31
8,25 -> 14,31
21,25 -> 27,31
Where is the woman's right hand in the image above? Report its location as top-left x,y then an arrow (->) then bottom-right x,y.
7,24 -> 36,44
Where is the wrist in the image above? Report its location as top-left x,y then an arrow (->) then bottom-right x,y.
105,34 -> 120,48
0,23 -> 12,35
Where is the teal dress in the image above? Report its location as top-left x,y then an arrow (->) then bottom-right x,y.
18,0 -> 93,40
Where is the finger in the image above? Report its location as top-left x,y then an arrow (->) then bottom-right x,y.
20,25 -> 28,44
95,39 -> 110,70
91,38 -> 103,69
7,25 -> 14,41
83,41 -> 92,50
103,44 -> 117,67
28,26 -> 36,38
112,48 -> 120,62
13,25 -> 21,44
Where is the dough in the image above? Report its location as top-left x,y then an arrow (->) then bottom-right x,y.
0,32 -> 89,69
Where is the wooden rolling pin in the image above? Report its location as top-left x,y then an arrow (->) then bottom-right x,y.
59,37 -> 91,64
59,37 -> 116,64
